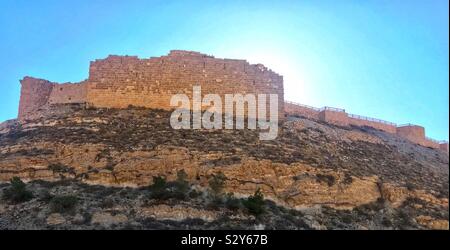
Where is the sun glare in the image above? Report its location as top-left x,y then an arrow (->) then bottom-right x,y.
243,51 -> 315,105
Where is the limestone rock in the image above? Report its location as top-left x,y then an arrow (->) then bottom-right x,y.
91,212 -> 128,226
46,213 -> 66,225
416,215 -> 449,230
138,205 -> 218,222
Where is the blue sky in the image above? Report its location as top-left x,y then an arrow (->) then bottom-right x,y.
0,0 -> 448,140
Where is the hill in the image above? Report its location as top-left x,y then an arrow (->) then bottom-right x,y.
0,104 -> 448,229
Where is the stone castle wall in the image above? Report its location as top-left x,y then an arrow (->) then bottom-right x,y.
284,102 -> 320,120
18,50 -> 284,122
48,81 -> 88,105
16,50 -> 447,152
86,51 -> 284,119
348,116 -> 397,134
18,77 -> 54,120
285,101 -> 447,152
318,108 -> 349,126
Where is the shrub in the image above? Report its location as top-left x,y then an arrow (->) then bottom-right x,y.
50,195 -> 78,214
242,188 -> 265,216
148,173 -> 193,200
225,193 -> 241,211
38,189 -> 53,202
148,176 -> 170,200
208,172 -> 227,197
316,174 -> 336,187
48,163 -> 75,175
406,182 -> 417,191
188,189 -> 202,199
3,177 -> 33,203
175,170 -> 190,194
343,173 -> 353,185
149,176 -> 167,192
100,198 -> 115,209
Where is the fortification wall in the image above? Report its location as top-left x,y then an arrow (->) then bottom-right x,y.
86,51 -> 284,119
18,77 -> 54,121
284,101 -> 448,153
318,109 -> 349,126
284,102 -> 319,120
15,50 -> 447,153
48,81 -> 87,105
421,139 -> 440,149
396,125 -> 425,144
396,125 -> 442,149
348,117 -> 397,134
18,51 -> 284,121
284,102 -> 396,134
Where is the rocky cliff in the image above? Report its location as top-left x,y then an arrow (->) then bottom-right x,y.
0,104 -> 448,229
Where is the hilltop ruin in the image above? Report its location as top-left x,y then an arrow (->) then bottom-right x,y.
18,50 -> 284,121
16,50 -> 448,152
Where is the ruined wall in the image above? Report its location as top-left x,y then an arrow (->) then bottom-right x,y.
18,77 -> 54,121
86,51 -> 284,119
48,81 -> 87,105
15,51 -> 447,152
18,51 -> 284,121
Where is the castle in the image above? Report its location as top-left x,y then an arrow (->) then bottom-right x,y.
18,50 -> 284,122
17,50 -> 448,152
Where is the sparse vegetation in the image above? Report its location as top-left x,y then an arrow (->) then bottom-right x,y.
2,177 -> 34,203
50,195 -> 78,214
208,172 -> 227,197
316,174 -> 336,187
242,188 -> 265,216
38,189 -> 53,202
100,198 -> 115,209
175,169 -> 190,195
0,106 -> 448,230
48,163 -> 75,175
225,193 -> 241,211
406,182 -> 417,191
148,176 -> 170,200
148,172 -> 191,200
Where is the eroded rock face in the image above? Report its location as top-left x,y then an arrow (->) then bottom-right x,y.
91,212 -> 128,226
415,215 -> 449,230
46,213 -> 66,225
0,141 -> 447,212
138,205 -> 218,222
0,106 -> 448,229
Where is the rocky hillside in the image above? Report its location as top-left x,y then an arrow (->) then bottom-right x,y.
0,104 -> 448,229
